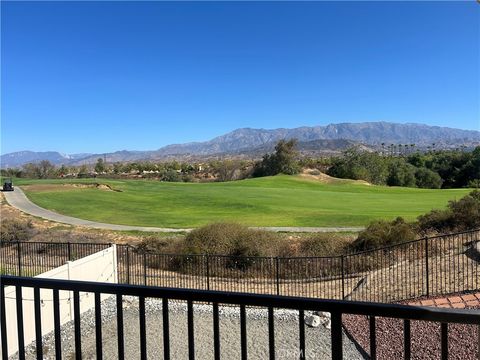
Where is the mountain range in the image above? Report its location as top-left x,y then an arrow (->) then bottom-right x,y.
2,122 -> 479,168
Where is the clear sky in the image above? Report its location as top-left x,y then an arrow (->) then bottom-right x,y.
1,1 -> 479,155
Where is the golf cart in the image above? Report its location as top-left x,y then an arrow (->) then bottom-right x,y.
2,178 -> 14,191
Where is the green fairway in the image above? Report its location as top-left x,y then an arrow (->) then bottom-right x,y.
16,175 -> 470,228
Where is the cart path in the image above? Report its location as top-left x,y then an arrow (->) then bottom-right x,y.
3,187 -> 365,233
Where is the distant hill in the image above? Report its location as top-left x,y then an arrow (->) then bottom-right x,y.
0,151 -> 91,168
2,121 -> 479,168
151,122 -> 479,157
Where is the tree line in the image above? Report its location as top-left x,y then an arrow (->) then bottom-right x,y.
327,146 -> 480,188
2,141 -> 479,189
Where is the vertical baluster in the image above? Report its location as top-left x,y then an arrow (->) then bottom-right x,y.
73,291 -> 81,360
163,298 -> 170,360
404,319 -> 411,360
331,312 -> 342,360
213,302 -> 220,360
95,292 -> 103,360
299,309 -> 305,360
53,289 -> 62,360
370,316 -> 376,360
34,287 -> 43,360
139,296 -> 147,360
240,304 -> 247,360
268,307 -> 275,360
116,294 -> 124,360
188,300 -> 195,360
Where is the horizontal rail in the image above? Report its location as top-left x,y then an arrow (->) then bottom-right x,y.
2,275 -> 478,325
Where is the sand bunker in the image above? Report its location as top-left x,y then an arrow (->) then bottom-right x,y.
299,169 -> 371,185
23,183 -> 122,192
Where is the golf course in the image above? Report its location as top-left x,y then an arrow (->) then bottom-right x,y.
12,175 -> 471,228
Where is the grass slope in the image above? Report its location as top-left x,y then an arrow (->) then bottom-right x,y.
16,176 -> 470,228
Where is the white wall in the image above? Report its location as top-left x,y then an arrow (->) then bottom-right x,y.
1,245 -> 117,357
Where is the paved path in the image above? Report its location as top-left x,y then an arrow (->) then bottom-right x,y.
3,187 -> 365,233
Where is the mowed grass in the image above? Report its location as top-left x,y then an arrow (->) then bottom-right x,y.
16,175 -> 470,228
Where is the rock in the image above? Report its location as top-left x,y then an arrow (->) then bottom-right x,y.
314,311 -> 332,329
304,315 -> 321,327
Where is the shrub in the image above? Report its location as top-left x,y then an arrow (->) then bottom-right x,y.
468,179 -> 480,189
449,190 -> 480,230
161,170 -> 181,182
183,222 -> 277,258
299,234 -> 350,256
137,235 -> 184,254
417,209 -> 454,233
417,190 -> 480,233
352,217 -> 416,251
0,218 -> 35,242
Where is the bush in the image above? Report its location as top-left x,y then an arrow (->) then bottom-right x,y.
136,235 -> 184,254
417,190 -> 480,233
468,179 -> 480,189
299,234 -> 350,256
417,209 -> 454,233
352,217 -> 416,251
183,222 -> 277,258
0,219 -> 35,242
161,170 -> 181,182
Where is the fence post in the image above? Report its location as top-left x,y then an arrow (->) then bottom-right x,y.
275,257 -> 280,296
126,246 -> 131,284
425,237 -> 429,297
17,241 -> 22,276
68,242 -> 72,261
206,255 -> 210,291
341,255 -> 345,300
143,252 -> 147,286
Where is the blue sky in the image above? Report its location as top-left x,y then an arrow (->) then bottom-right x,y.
1,1 -> 479,154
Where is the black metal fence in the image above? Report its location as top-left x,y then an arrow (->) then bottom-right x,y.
0,241 -> 110,276
1,228 -> 479,303
116,228 -> 480,302
1,275 -> 479,360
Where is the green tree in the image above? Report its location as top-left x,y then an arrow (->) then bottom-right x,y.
113,162 -> 123,174
57,164 -> 69,177
386,160 -> 416,187
95,158 -> 105,173
415,167 -> 442,189
77,164 -> 89,178
253,139 -> 301,177
327,148 -> 388,185
28,160 -> 55,179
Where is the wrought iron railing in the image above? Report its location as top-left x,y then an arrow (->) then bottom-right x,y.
1,228 -> 479,302
1,275 -> 479,360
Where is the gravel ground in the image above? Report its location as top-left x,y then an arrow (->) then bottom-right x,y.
18,296 -> 366,360
343,304 -> 480,360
